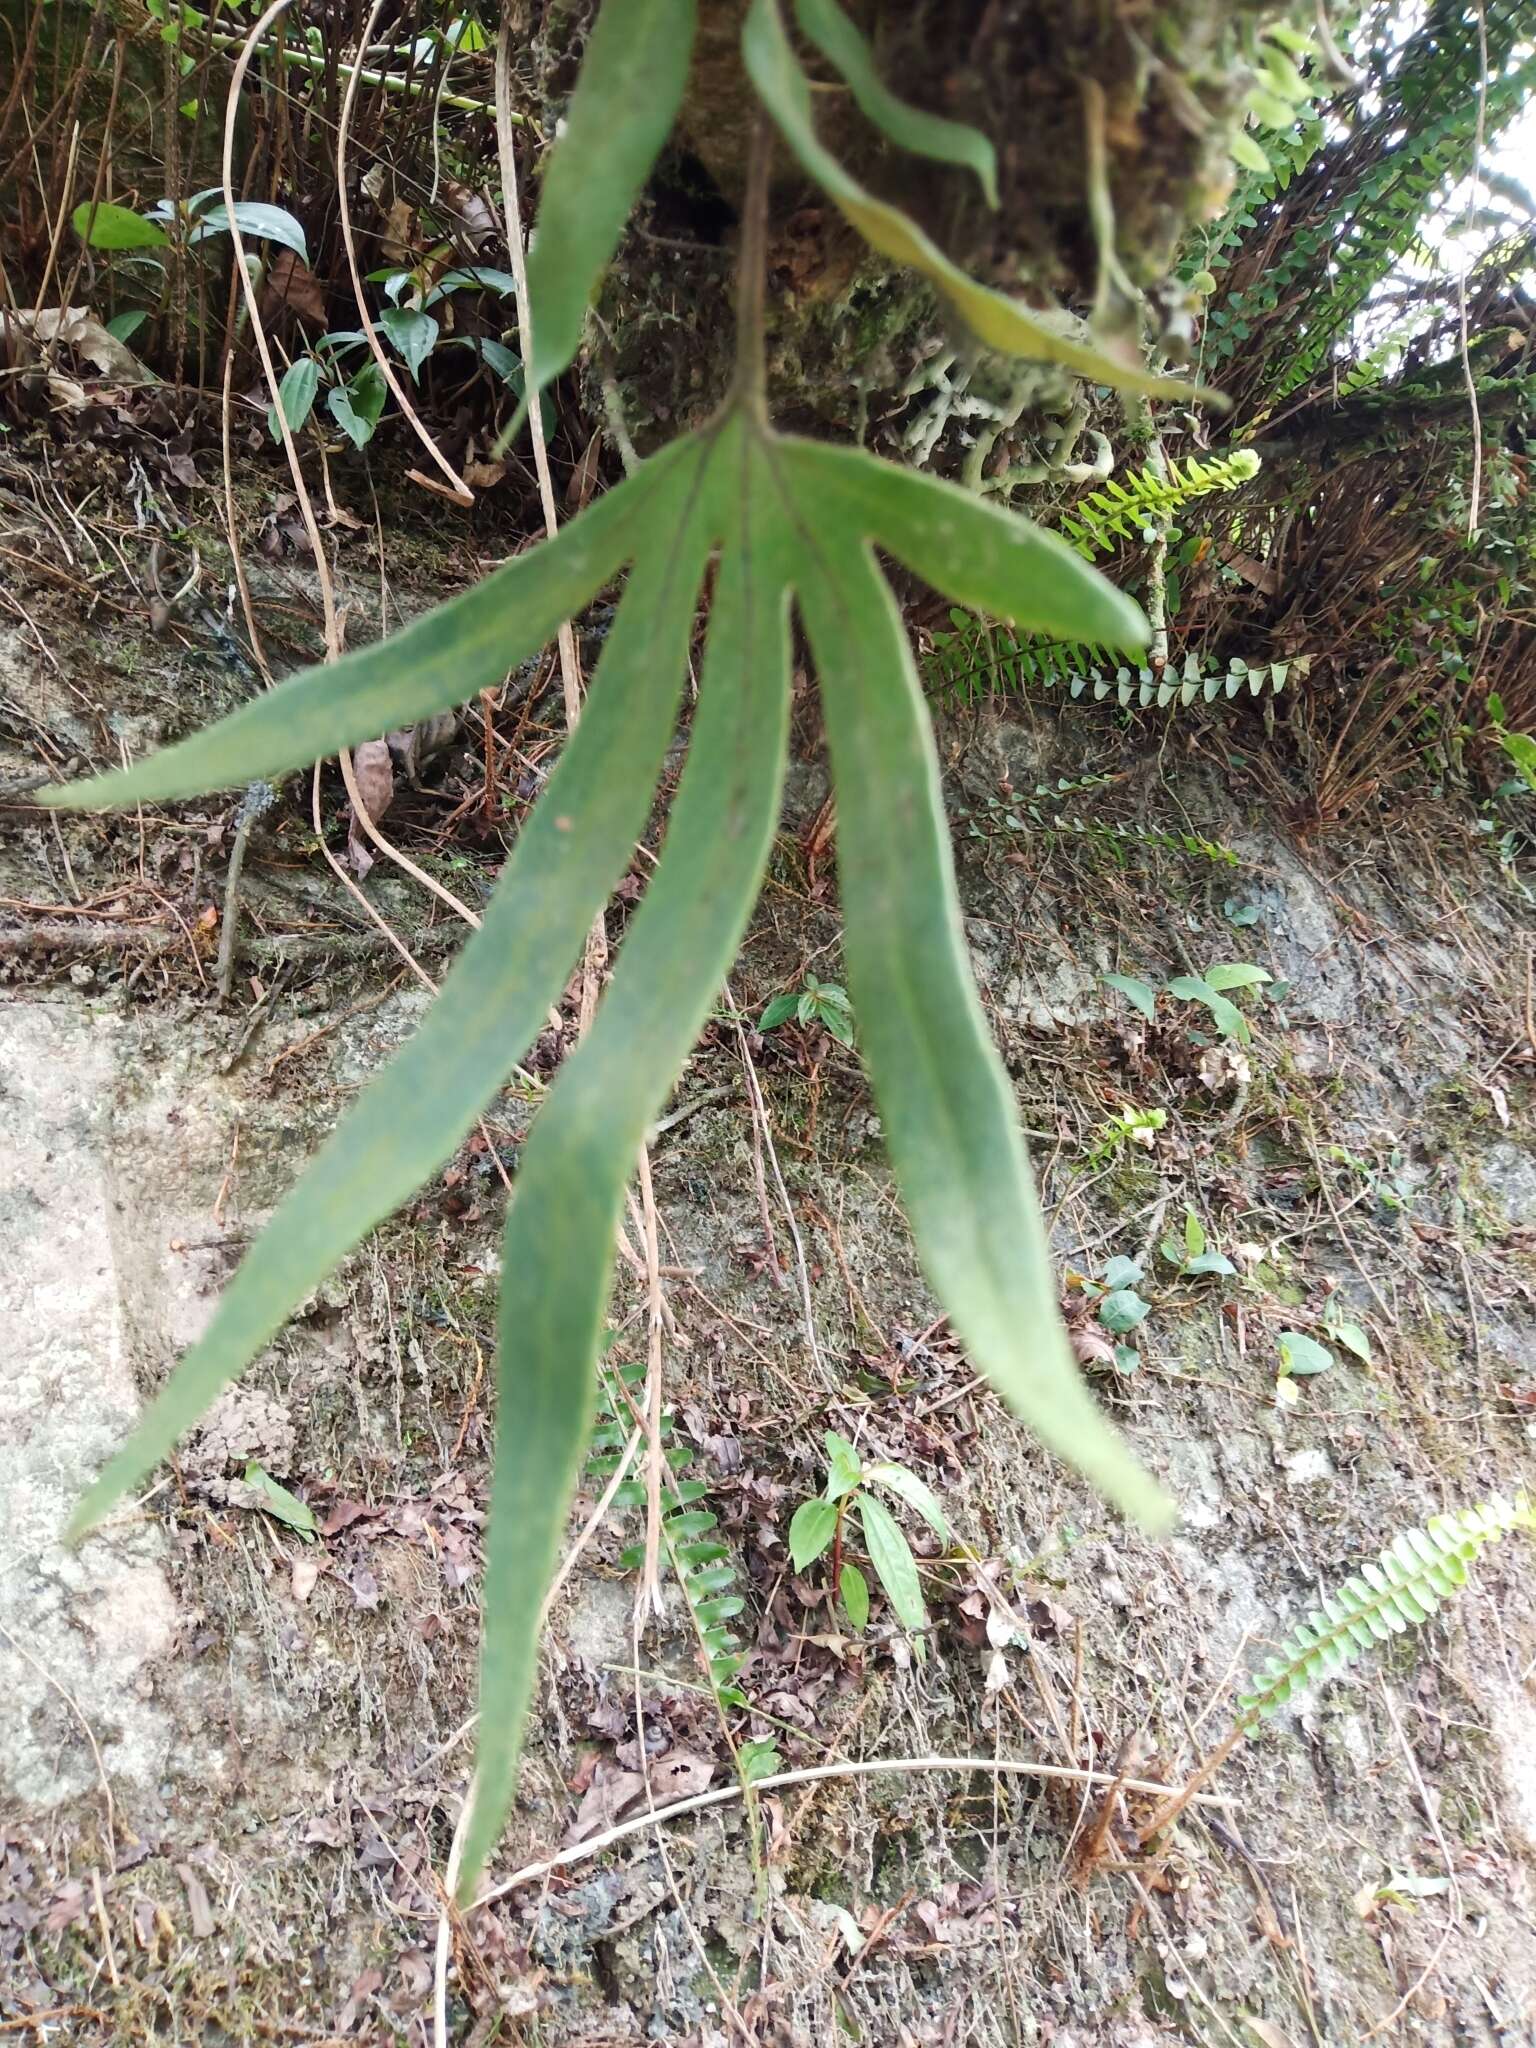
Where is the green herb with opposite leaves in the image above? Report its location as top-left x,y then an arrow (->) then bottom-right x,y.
759,974 -> 855,1047
788,1431 -> 950,1646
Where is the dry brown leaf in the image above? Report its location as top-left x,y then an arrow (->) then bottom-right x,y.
1070,1324 -> 1119,1371
44,1881 -> 86,1934
347,738 -> 395,877
261,248 -> 328,329
567,429 -> 604,513
2,306 -> 155,383
175,1863 -> 215,1938
438,179 -> 498,248
379,196 -> 416,267
564,1766 -> 647,1844
291,1553 -> 324,1602
406,467 -> 474,505
1241,2019 -> 1300,2048
563,1749 -> 716,1845
646,1750 -> 716,1802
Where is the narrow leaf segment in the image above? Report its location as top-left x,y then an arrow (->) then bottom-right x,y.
744,0 -> 1203,402
39,444 -> 691,808
524,0 -> 698,397
774,444 -> 1168,1529
459,421 -> 796,1885
793,0 -> 999,207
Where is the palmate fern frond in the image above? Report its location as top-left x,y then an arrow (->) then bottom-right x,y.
1059,449 -> 1262,559
1239,1497 -> 1534,1728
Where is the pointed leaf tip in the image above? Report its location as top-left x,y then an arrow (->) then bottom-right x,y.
779,439 -> 1148,653
457,424 -> 795,1890
525,0 -> 698,396
39,446 -> 686,809
793,529 -> 1168,1529
793,0 -> 999,207
745,0 -> 1213,404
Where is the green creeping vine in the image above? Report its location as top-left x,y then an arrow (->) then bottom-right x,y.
1239,1498 -> 1534,1727
47,0 -> 1184,1895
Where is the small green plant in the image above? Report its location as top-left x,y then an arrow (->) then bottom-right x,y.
269,300 -> 529,451
1160,1208 -> 1237,1279
1320,1290 -> 1372,1364
1057,449 -> 1262,559
960,786 -> 1237,867
587,1356 -> 749,1708
75,188 -> 310,264
73,188 -> 312,350
1324,1140 -> 1415,1215
1271,1296 -> 1372,1393
1103,960 -> 1272,1043
758,974 -> 854,1046
1069,1252 -> 1154,1372
1085,1103 -> 1167,1167
927,620 -> 1307,714
788,1431 -> 949,1649
1276,1328 -> 1333,1379
1486,693 -> 1536,795
1239,1498 -> 1534,1726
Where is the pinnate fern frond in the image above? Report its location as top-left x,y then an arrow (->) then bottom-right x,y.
1239,1498 -> 1534,1728
929,618 -> 1306,714
1059,450 -> 1261,559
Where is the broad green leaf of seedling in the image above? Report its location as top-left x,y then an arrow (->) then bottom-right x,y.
1103,972 -> 1158,1022
1278,1331 -> 1334,1377
790,1497 -> 840,1570
823,1431 -> 864,1501
242,1462 -> 318,1541
72,202 -> 170,251
839,1561 -> 871,1631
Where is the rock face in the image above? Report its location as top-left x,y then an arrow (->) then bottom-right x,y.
0,1005 -> 181,1822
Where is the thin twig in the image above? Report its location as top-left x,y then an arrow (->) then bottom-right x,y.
629,1594 -> 745,2035
635,1144 -> 667,1619
0,1618 -> 115,1862
1362,1684 -> 1460,2040
215,783 -> 274,1000
726,989 -> 831,1384
406,1424 -> 642,1787
1455,0 -> 1490,539
494,13 -> 605,1032
471,1754 -> 1233,1909
432,1776 -> 474,2048
1137,1721 -> 1247,1845
89,1868 -> 119,1989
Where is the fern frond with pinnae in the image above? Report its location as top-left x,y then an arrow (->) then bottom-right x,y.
1059,449 -> 1262,559
1238,1498 -> 1534,1729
